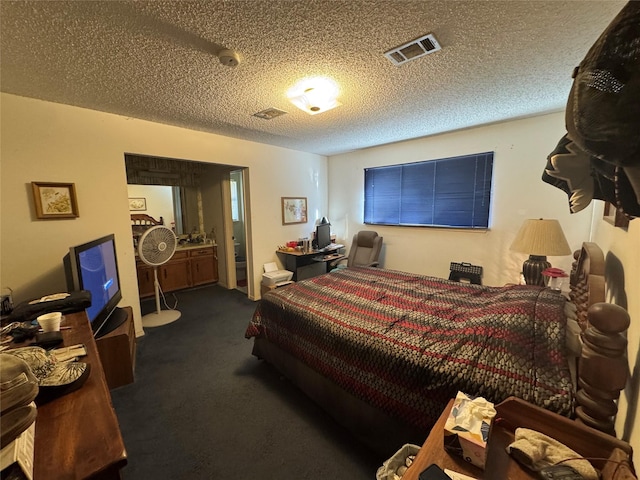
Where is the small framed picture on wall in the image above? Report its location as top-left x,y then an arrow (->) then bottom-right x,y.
31,182 -> 79,219
603,201 -> 629,229
281,197 -> 307,225
128,197 -> 147,211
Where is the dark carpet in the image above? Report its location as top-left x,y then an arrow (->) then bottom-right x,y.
111,285 -> 383,479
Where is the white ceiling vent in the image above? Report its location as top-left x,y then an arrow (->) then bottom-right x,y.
253,108 -> 287,120
384,33 -> 441,66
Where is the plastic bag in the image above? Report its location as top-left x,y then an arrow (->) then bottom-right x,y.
376,443 -> 420,480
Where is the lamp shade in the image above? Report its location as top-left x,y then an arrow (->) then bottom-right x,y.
510,219 -> 571,256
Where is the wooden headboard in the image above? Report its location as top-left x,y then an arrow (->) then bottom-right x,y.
131,214 -> 164,238
570,241 -> 605,328
570,242 -> 631,436
131,214 -> 164,226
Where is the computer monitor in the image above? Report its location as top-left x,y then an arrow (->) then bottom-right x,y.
315,223 -> 331,250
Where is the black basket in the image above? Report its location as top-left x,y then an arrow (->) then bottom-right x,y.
449,262 -> 483,285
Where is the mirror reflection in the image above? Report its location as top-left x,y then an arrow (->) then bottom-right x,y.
127,184 -> 204,238
125,154 -> 207,238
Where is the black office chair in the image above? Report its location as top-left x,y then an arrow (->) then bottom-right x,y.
333,230 -> 383,269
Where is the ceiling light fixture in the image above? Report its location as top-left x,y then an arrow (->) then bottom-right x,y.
287,77 -> 341,115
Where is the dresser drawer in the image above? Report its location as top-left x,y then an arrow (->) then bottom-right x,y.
189,247 -> 214,257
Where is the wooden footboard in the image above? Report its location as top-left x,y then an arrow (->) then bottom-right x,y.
570,242 -> 631,435
251,337 -> 426,457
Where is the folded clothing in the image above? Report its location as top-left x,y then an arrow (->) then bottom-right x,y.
0,353 -> 39,414
7,290 -> 91,323
506,427 -> 598,480
0,402 -> 37,449
0,353 -> 39,448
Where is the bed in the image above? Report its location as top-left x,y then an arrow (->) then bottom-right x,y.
245,242 -> 629,456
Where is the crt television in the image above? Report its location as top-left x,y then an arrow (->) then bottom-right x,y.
63,233 -> 127,338
315,223 -> 332,251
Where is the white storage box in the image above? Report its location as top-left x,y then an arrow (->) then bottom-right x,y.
262,262 -> 293,286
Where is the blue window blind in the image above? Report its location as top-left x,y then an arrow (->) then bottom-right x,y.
364,152 -> 494,228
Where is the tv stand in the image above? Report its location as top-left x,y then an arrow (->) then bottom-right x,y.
95,306 -> 128,339
96,306 -> 136,390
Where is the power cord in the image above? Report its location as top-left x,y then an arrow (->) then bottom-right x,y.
156,284 -> 179,311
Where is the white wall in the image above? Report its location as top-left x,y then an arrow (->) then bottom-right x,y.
592,212 -> 640,452
328,113 -> 593,286
0,93 -> 327,336
328,111 -> 639,454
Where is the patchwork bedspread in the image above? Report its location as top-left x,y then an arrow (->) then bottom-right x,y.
245,267 -> 573,430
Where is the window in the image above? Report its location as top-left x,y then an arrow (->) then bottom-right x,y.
364,152 -> 493,228
230,179 -> 239,222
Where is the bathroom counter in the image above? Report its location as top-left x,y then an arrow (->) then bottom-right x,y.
135,244 -> 218,297
176,242 -> 217,250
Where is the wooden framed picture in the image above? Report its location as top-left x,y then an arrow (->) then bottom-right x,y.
31,182 -> 79,219
603,201 -> 629,229
281,197 -> 308,225
128,197 -> 147,211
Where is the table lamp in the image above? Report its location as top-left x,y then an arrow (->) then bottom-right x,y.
510,218 -> 571,286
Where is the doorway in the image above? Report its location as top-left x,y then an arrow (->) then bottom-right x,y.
230,169 -> 247,293
125,154 -> 252,298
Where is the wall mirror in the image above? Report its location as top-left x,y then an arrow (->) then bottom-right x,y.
125,154 -> 206,236
126,184 -> 201,236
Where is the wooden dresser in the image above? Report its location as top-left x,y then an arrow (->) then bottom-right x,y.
32,310 -> 128,479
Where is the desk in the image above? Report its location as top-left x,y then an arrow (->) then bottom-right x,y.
403,397 -> 634,480
32,310 -> 127,479
276,244 -> 345,281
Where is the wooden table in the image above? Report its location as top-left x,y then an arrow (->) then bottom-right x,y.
31,310 -> 127,479
403,397 -> 634,480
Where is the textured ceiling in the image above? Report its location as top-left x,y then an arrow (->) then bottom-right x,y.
0,0 -> 626,156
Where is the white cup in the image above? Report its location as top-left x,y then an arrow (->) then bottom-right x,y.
37,311 -> 62,332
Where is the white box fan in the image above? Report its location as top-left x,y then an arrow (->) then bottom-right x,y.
138,225 -> 181,327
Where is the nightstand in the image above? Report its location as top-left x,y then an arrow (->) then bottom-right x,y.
402,397 -> 635,480
95,306 -> 136,389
